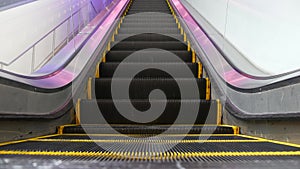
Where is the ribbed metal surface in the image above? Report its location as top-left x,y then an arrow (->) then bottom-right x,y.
1,141 -> 299,153
1,135 -> 300,162
99,63 -> 199,78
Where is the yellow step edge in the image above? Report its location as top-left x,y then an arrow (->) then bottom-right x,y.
197,62 -> 202,78
111,34 -> 115,42
75,99 -> 81,125
107,41 -> 111,51
115,27 -> 118,35
95,62 -> 100,78
205,77 -> 211,100
102,52 -> 106,63
57,126 -> 65,135
87,77 -> 92,99
192,49 -> 196,63
239,134 -> 300,148
187,41 -> 191,51
216,99 -> 222,125
64,124 -> 236,127
61,133 -> 239,137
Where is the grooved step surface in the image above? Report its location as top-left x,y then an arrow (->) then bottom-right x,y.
79,100 -> 216,124
0,139 -> 300,153
111,41 -> 187,50
94,78 -> 207,100
62,125 -> 234,134
114,33 -> 184,41
99,63 -> 199,78
105,50 -> 192,62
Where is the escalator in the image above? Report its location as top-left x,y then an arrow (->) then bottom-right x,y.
1,0 -> 300,167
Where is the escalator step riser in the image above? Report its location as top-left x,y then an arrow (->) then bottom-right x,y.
111,42 -> 187,51
99,63 -> 198,78
94,78 -> 207,100
105,50 -> 192,62
80,99 -> 215,125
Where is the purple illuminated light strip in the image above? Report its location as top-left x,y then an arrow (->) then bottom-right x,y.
0,0 -> 129,89
169,0 -> 279,89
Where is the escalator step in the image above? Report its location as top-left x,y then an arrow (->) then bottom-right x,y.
114,33 -> 183,42
118,28 -> 180,34
123,19 -> 175,24
94,78 -> 207,100
124,13 -> 174,19
99,63 -> 198,78
121,22 -> 178,28
79,99 -> 217,124
111,41 -> 187,51
105,50 -> 192,62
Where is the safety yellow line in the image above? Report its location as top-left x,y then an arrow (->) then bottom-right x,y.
111,34 -> 115,42
187,41 -> 191,51
61,133 -> 240,137
239,134 -> 300,148
75,99 -> 81,125
239,134 -> 267,141
216,99 -> 222,125
57,126 -> 64,135
95,61 -> 100,78
192,49 -> 196,63
1,150 -> 300,158
57,124 -> 237,127
197,62 -> 202,78
101,52 -> 106,63
31,139 -> 265,143
107,41 -> 111,51
205,77 -> 211,100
